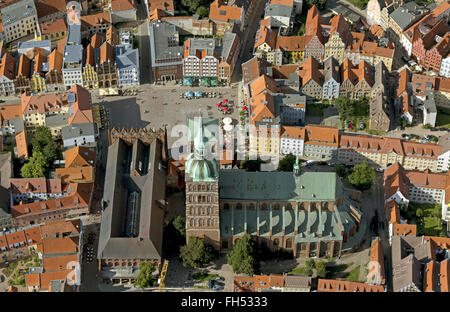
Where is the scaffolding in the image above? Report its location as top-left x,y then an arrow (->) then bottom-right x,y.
158,260 -> 169,292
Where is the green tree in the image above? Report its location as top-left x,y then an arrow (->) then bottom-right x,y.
32,126 -> 53,153
21,151 -> 46,178
334,164 -> 347,178
180,237 -> 214,268
134,262 -> 156,288
306,0 -> 327,10
305,258 -> 315,276
240,158 -> 263,172
415,208 -> 424,220
227,233 -> 258,276
277,154 -> 297,172
182,0 -> 203,13
196,6 -> 209,17
334,96 -> 354,121
315,261 -> 327,278
348,161 -> 376,191
173,216 -> 186,237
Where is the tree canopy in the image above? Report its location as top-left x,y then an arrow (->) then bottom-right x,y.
277,154 -> 298,172
21,126 -> 62,178
134,262 -> 156,288
315,261 -> 327,278
306,0 -> 327,10
305,258 -> 315,276
182,0 -> 212,14
179,237 -> 214,268
348,161 -> 376,191
227,234 -> 258,276
195,6 -> 209,17
173,216 -> 186,237
240,158 -> 264,172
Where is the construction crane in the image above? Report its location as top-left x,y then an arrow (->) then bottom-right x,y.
158,260 -> 169,292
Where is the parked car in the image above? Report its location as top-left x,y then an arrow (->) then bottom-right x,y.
213,285 -> 224,291
215,277 -> 225,281
376,168 -> 384,172
208,280 -> 214,289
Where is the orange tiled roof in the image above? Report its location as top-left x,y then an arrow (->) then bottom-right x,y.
340,58 -> 357,85
36,0 -> 66,19
48,49 -> 63,72
271,64 -> 299,79
5,230 -> 26,247
67,84 -> 94,125
386,199 -> 400,224
299,56 -> 322,86
397,68 -> 410,97
43,254 -> 78,272
85,45 -> 95,67
23,226 -> 42,245
269,274 -> 284,287
33,50 -> 46,75
11,183 -> 93,219
64,146 -> 96,168
248,74 -> 281,97
369,24 -> 384,39
384,162 -> 409,201
249,92 -> 275,125
209,0 -> 242,23
276,35 -> 305,51
148,0 -> 174,12
55,166 -> 94,183
393,223 -> 417,236
99,42 -> 114,64
40,19 -> 67,35
0,104 -> 22,120
21,92 -> 67,115
10,177 -> 59,195
404,169 -> 447,190
17,54 -> 31,78
81,12 -> 111,29
15,131 -> 28,159
90,33 -> 105,50
110,0 -> 136,12
439,258 -> 450,292
317,279 -> 384,292
424,261 -> 436,292
242,57 -> 270,85
57,37 -> 67,54
281,126 -> 305,140
40,270 -> 73,290
304,125 -> 338,147
40,219 -> 81,239
354,60 -> 373,85
0,53 -> 16,80
329,13 -> 350,43
305,5 -> 324,43
106,25 -> 119,46
254,26 -> 277,50
43,236 -> 78,254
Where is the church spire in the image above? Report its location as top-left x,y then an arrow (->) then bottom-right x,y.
293,155 -> 300,176
194,115 -> 204,158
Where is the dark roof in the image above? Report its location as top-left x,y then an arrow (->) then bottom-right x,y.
97,138 -> 166,260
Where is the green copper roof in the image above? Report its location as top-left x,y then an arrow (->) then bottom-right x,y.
219,170 -> 342,201
185,116 -> 219,182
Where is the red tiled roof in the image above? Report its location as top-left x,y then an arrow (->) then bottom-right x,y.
209,0 -> 242,23
317,279 -> 384,292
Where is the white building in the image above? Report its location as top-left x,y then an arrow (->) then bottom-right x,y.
322,57 -> 340,100
61,123 -> 96,149
0,0 -> 38,43
115,45 -> 140,86
280,126 -> 304,156
401,33 -> 413,56
183,38 -> 220,78
275,94 -> 306,125
440,56 -> 450,78
437,134 -> 450,172
264,2 -> 294,35
422,91 -> 437,127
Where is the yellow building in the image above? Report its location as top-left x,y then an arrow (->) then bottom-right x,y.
30,72 -> 47,94
276,35 -> 305,64
40,19 -> 68,44
324,32 -> 346,64
82,64 -> 98,89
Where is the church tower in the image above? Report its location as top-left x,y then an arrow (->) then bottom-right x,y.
185,116 -> 221,250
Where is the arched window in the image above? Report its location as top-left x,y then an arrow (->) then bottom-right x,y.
207,219 -> 211,226
273,238 -> 279,246
207,207 -> 211,215
286,238 -> 292,248
211,219 -> 214,226
190,207 -> 193,215
190,219 -> 194,226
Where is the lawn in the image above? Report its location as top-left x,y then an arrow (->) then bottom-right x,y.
192,272 -> 220,281
289,267 -> 308,275
436,109 -> 450,128
306,104 -> 327,117
346,0 -> 368,9
326,262 -> 353,279
402,203 -> 445,237
347,265 -> 360,282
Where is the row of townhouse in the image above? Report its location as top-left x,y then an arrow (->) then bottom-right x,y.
378,1 -> 450,76
253,6 -> 395,70
148,19 -> 240,84
261,0 -> 303,36
383,162 -> 450,234
11,146 -> 96,227
234,274 -> 384,292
